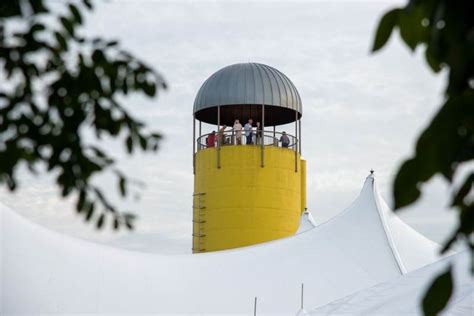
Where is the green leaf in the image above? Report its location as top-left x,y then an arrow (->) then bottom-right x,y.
85,203 -> 95,221
398,7 -> 428,51
126,136 -> 133,153
69,4 -> 82,25
451,174 -> 474,207
96,213 -> 105,229
372,8 -> 401,52
60,17 -> 74,36
54,32 -> 67,50
113,217 -> 120,230
393,159 -> 422,209
0,1 -> 22,18
143,82 -> 156,97
77,189 -> 86,212
422,266 -> 453,316
30,23 -> 46,34
119,176 -> 126,196
393,92 -> 474,210
425,46 -> 441,73
28,0 -> 48,14
83,0 -> 93,10
92,49 -> 105,63
139,135 -> 147,150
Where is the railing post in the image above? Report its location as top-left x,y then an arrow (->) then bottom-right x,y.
295,111 -> 298,172
299,117 -> 302,155
261,104 -> 265,168
273,125 -> 276,146
193,115 -> 196,175
217,105 -> 221,169
199,120 -> 201,141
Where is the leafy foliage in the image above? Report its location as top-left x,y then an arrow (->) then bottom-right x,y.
422,266 -> 453,316
0,0 -> 166,229
372,0 -> 473,314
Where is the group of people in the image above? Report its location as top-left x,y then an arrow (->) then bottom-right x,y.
205,118 -> 291,148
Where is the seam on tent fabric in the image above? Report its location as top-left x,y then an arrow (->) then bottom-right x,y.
371,177 -> 407,274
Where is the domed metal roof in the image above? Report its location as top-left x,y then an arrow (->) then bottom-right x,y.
193,63 -> 302,126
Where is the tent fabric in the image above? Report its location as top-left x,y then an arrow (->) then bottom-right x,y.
296,210 -> 317,234
309,251 -> 473,315
1,175 -> 443,314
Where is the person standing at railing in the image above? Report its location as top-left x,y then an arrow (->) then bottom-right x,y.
280,131 -> 290,148
256,122 -> 262,145
244,119 -> 253,145
233,119 -> 242,145
218,125 -> 227,146
207,131 -> 216,148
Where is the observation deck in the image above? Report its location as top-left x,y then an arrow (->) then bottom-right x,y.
191,63 -> 306,253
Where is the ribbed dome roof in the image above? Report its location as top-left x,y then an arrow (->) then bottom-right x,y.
193,63 -> 302,126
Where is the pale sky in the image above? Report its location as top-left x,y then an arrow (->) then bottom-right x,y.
0,0 -> 459,254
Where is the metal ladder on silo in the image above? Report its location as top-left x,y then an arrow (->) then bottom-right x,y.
192,192 -> 206,252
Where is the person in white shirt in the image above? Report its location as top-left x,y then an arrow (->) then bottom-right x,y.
244,119 -> 253,145
233,119 -> 243,145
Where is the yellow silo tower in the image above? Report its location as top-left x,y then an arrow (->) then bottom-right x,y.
192,63 -> 306,253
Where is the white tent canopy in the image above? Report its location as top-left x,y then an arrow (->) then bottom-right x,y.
296,209 -> 317,234
310,251 -> 473,315
1,175 -> 443,314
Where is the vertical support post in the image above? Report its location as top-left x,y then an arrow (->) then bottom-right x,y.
193,115 -> 196,175
254,297 -> 257,316
294,111 -> 298,172
301,283 -> 304,309
273,125 -> 276,146
299,117 -> 302,155
261,104 -> 265,167
199,120 -> 201,142
217,105 -> 221,169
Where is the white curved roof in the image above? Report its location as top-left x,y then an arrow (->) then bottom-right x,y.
310,251 -> 473,315
1,175 -> 441,314
296,209 -> 317,234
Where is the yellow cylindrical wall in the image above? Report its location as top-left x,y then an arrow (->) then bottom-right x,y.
193,146 -> 306,253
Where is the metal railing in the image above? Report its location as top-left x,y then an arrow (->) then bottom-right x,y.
196,130 -> 298,152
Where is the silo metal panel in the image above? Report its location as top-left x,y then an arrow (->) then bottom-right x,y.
193,63 -> 302,125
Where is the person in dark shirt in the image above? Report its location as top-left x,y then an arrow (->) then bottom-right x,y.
256,122 -> 262,145
279,131 -> 290,148
244,119 -> 253,145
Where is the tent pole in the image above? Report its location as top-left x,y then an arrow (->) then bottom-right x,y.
301,283 -> 304,309
254,297 -> 257,316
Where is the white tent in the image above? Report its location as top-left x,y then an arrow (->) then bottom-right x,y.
296,209 -> 317,234
310,251 -> 473,315
1,175 -> 443,314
